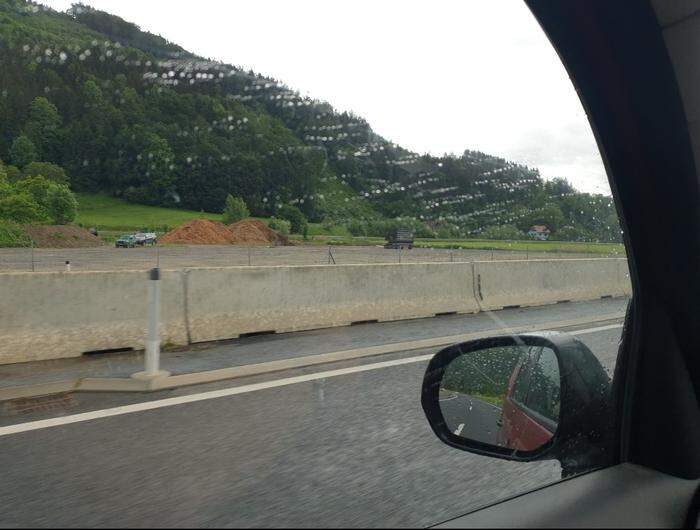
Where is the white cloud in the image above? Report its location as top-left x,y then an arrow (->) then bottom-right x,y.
41,0 -> 610,194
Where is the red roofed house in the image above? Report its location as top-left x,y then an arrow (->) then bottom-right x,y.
528,225 -> 551,241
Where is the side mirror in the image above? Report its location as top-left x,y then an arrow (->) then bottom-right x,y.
421,332 -> 613,474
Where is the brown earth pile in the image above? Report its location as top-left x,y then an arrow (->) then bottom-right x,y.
159,219 -> 236,245
24,225 -> 104,248
229,219 -> 290,246
159,218 -> 289,246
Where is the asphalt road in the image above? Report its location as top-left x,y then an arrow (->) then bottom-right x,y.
0,244 -> 621,272
440,395 -> 502,446
0,322 -> 622,528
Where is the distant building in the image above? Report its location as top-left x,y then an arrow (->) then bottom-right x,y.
528,225 -> 551,241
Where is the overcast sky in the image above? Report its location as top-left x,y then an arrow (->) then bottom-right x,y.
43,0 -> 611,194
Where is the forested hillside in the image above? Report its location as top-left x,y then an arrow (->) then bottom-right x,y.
0,0 -> 621,241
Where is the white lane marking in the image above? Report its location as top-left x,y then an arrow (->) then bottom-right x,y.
570,323 -> 623,335
0,322 -> 623,438
454,424 -> 465,436
0,353 -> 435,438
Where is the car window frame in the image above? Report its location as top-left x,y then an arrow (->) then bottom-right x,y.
527,0 -> 700,479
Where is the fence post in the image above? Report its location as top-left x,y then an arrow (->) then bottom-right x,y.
248,246 -> 252,266
30,241 -> 35,272
133,267 -> 169,380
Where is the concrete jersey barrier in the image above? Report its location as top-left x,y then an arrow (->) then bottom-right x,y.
472,258 -> 631,311
184,262 -> 479,343
0,270 -> 187,364
0,259 -> 630,365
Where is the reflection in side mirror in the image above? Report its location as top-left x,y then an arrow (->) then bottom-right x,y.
422,332 -> 613,471
439,344 -> 560,453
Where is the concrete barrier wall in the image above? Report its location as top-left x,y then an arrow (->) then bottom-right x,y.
618,259 -> 632,296
185,263 -> 479,343
473,258 -> 630,310
0,270 -> 187,364
0,259 -> 631,365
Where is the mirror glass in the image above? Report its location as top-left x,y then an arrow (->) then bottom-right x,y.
439,344 -> 560,452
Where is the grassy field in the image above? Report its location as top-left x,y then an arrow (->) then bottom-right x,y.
75,194 -> 625,255
298,235 -> 624,255
413,238 -> 625,255
75,194 -> 223,231
473,393 -> 505,408
76,193 -> 348,237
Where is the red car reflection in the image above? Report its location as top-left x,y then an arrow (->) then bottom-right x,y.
496,353 -> 559,452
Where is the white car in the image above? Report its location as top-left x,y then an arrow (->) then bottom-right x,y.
134,232 -> 157,246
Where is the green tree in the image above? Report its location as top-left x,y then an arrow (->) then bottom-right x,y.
222,194 -> 250,224
0,221 -> 32,248
268,217 -> 291,236
437,222 -> 461,239
0,193 -> 47,224
516,204 -> 566,233
22,162 -> 69,185
24,97 -> 63,163
46,184 -> 78,224
481,224 -> 525,240
9,136 -> 37,169
15,176 -> 53,207
551,225 -> 592,242
4,166 -> 21,183
544,178 -> 576,198
0,166 -> 11,199
13,176 -> 78,224
278,204 -> 308,234
134,132 -> 177,204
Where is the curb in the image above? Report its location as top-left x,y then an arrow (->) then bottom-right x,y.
0,312 -> 625,403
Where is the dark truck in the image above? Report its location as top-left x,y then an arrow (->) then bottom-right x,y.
115,234 -> 137,248
384,229 -> 414,250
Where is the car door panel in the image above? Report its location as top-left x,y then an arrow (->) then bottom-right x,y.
433,464 -> 699,529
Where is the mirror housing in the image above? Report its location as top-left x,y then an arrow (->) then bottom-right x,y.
421,332 -> 613,474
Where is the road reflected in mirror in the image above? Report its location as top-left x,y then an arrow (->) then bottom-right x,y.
439,344 -> 560,452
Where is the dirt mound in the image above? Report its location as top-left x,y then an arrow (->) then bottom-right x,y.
160,218 -> 290,246
160,219 -> 236,245
229,219 -> 290,246
24,225 -> 104,248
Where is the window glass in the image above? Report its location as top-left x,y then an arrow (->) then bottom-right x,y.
524,348 -> 561,423
512,356 -> 534,405
0,0 -> 629,527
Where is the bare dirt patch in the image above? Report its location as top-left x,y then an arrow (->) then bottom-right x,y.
229,219 -> 289,246
24,225 -> 104,248
160,219 -> 237,245
160,218 -> 289,246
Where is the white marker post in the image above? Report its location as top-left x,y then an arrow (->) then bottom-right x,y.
133,267 -> 170,380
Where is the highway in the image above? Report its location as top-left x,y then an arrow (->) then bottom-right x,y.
0,311 -> 623,527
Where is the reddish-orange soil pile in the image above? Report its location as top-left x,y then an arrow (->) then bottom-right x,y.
160,219 -> 237,245
160,218 -> 289,246
229,219 -> 289,246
